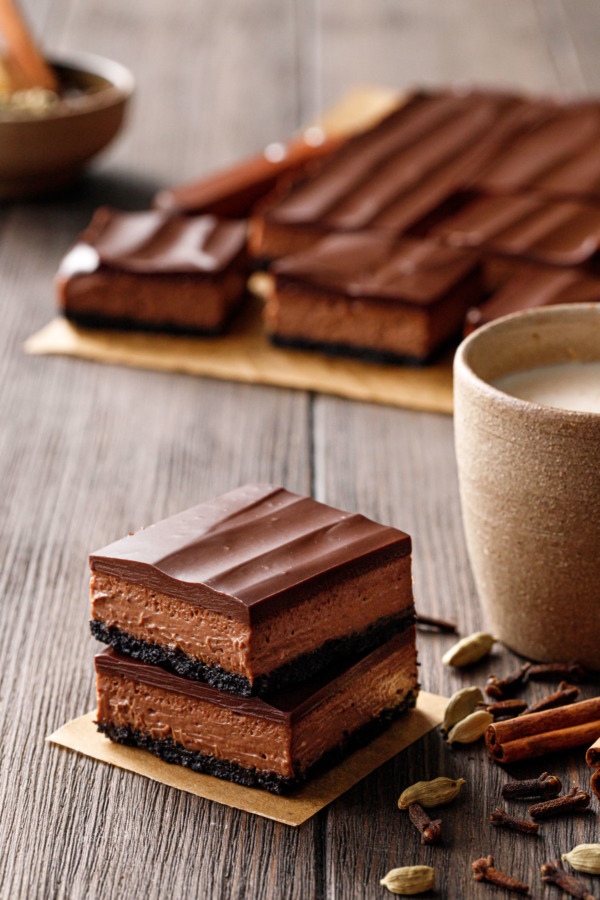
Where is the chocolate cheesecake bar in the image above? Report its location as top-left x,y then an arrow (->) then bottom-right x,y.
249,89 -> 550,261
95,626 -> 419,793
465,266 -> 600,333
154,130 -> 344,218
90,484 -> 414,696
433,193 -> 600,270
267,232 -> 482,364
56,208 -> 248,334
474,101 -> 600,203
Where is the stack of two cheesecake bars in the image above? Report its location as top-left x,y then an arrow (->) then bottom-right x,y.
91,484 -> 419,794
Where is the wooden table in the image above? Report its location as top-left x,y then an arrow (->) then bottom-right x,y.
2,2 -> 600,897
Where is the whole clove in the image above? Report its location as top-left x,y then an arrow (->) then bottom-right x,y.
521,681 -> 580,715
529,786 -> 591,820
541,858 -> 597,900
472,855 -> 529,894
490,807 -> 539,835
479,699 -> 528,719
528,661 -> 588,683
415,613 -> 457,634
502,772 -> 562,801
485,664 -> 531,700
408,802 -> 442,845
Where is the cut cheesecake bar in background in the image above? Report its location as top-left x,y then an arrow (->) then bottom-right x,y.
266,232 -> 482,364
95,626 -> 419,794
464,266 -> 600,334
90,484 -> 414,696
433,192 -> 600,270
55,207 -> 248,334
153,130 -> 345,218
473,101 -> 600,203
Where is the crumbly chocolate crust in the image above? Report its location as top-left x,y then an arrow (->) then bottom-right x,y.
63,304 -> 242,336
97,689 -> 418,794
90,610 -> 415,697
269,332 -> 442,367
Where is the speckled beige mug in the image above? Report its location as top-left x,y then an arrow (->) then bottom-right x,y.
454,304 -> 600,668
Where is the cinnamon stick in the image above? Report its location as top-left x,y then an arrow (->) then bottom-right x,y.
586,736 -> 600,768
586,736 -> 600,800
0,0 -> 57,91
486,697 -> 600,764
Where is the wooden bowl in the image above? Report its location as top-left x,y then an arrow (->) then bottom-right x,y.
0,51 -> 134,199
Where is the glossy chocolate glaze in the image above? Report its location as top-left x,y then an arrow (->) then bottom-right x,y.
434,193 -> 600,267
59,207 -> 247,277
465,266 -> 600,331
272,232 -> 480,306
476,102 -> 600,202
263,90 -> 551,233
95,625 -> 417,724
154,131 -> 344,217
90,484 -> 411,623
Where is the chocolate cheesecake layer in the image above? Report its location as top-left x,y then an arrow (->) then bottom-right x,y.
90,484 -> 414,695
434,193 -> 600,270
95,626 -> 419,793
266,232 -> 482,363
56,208 -> 248,333
465,266 -> 600,333
250,89 -> 551,260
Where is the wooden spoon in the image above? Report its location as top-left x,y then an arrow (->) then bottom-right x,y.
0,0 -> 57,92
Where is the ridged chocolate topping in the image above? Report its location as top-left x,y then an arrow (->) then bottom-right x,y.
154,132 -> 344,217
90,484 -> 411,623
475,102 -> 600,202
466,266 -> 600,331
95,626 -> 416,723
59,207 -> 247,277
434,193 -> 600,267
272,232 -> 479,306
264,90 -> 552,233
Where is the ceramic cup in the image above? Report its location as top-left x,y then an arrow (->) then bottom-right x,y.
454,303 -> 600,668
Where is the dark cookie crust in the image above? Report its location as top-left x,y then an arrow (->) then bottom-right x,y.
97,689 -> 418,794
63,306 -> 240,336
268,332 -> 443,367
90,610 -> 415,698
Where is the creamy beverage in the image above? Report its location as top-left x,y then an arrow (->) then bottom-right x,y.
494,361 -> 600,413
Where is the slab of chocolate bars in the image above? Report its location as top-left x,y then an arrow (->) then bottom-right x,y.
56,87 -> 600,364
91,484 -> 419,793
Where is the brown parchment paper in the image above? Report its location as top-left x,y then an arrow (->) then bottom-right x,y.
25,302 -> 453,413
47,690 -> 446,826
24,85 -> 454,414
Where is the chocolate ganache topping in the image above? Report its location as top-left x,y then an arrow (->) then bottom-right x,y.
59,207 -> 247,277
265,90 -> 553,233
434,192 -> 600,267
475,102 -> 600,202
272,232 -> 478,306
466,266 -> 600,331
90,484 -> 411,623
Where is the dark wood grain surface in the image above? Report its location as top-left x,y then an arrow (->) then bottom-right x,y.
1,2 -> 599,898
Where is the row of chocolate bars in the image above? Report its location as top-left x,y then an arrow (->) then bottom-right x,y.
58,87 -> 600,365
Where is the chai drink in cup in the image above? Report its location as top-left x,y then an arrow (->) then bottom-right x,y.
453,304 -> 600,668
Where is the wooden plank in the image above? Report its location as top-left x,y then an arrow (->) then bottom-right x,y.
317,0 -> 563,109
0,2 -> 316,899
534,0 -> 587,92
556,0 -> 600,90
315,1 -> 600,897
